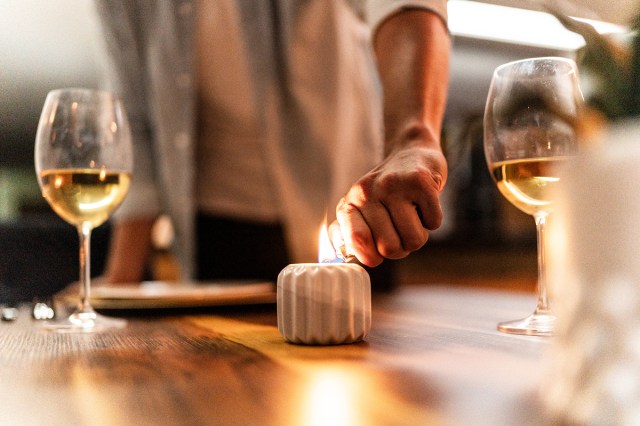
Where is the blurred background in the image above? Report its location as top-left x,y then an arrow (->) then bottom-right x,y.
0,0 -> 632,301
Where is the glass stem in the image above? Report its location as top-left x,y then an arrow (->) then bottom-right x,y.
77,223 -> 94,314
533,212 -> 550,314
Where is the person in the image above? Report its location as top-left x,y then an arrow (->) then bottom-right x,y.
93,0 -> 450,289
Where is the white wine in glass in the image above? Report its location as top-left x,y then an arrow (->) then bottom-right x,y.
484,57 -> 583,336
35,88 -> 133,332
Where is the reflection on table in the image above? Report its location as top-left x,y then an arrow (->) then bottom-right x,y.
0,285 -> 551,425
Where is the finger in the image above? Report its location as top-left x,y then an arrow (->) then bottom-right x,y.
328,220 -> 355,262
387,201 -> 429,255
414,191 -> 443,231
357,198 -> 408,258
328,220 -> 344,251
356,203 -> 411,260
336,200 -> 384,267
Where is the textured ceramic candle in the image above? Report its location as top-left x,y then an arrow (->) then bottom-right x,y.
277,262 -> 371,345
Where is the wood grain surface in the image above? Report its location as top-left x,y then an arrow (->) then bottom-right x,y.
0,285 -> 552,426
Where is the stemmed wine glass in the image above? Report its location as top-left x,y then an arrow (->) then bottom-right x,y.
484,57 -> 583,336
35,88 -> 133,332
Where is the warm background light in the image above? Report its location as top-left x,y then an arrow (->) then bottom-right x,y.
448,0 -> 627,51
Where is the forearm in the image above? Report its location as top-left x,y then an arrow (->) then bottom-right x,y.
374,9 -> 450,153
104,216 -> 156,283
333,9 -> 451,266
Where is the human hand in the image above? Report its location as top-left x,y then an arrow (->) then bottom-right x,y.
334,142 -> 447,267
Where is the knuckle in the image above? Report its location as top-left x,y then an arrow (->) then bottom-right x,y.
383,249 -> 409,260
357,181 -> 377,202
377,237 -> 405,259
412,169 -> 442,193
422,207 -> 443,230
378,244 -> 397,257
350,227 -> 372,249
403,233 -> 428,252
358,251 -> 384,267
344,180 -> 376,206
378,173 -> 402,194
336,198 -> 359,218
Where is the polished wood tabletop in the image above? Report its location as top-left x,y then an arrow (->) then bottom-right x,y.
0,285 -> 551,426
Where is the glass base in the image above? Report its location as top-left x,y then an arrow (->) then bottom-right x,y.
42,310 -> 126,333
497,311 -> 555,336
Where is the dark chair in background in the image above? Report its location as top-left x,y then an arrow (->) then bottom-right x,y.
0,213 -> 110,304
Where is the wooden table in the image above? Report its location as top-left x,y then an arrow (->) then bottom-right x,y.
0,285 -> 552,426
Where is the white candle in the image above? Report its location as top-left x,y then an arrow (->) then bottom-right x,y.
276,224 -> 371,345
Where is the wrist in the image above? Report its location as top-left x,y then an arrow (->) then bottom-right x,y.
385,121 -> 442,155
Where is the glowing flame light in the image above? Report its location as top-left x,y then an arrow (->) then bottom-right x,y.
318,222 -> 339,263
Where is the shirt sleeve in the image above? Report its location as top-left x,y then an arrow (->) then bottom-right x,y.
365,0 -> 448,35
92,0 -> 162,220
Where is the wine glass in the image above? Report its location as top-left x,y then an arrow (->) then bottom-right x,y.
484,57 -> 583,336
35,88 -> 133,332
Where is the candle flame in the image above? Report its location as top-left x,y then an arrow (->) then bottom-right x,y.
318,222 -> 339,263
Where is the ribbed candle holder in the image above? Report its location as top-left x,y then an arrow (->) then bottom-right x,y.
277,263 -> 371,345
